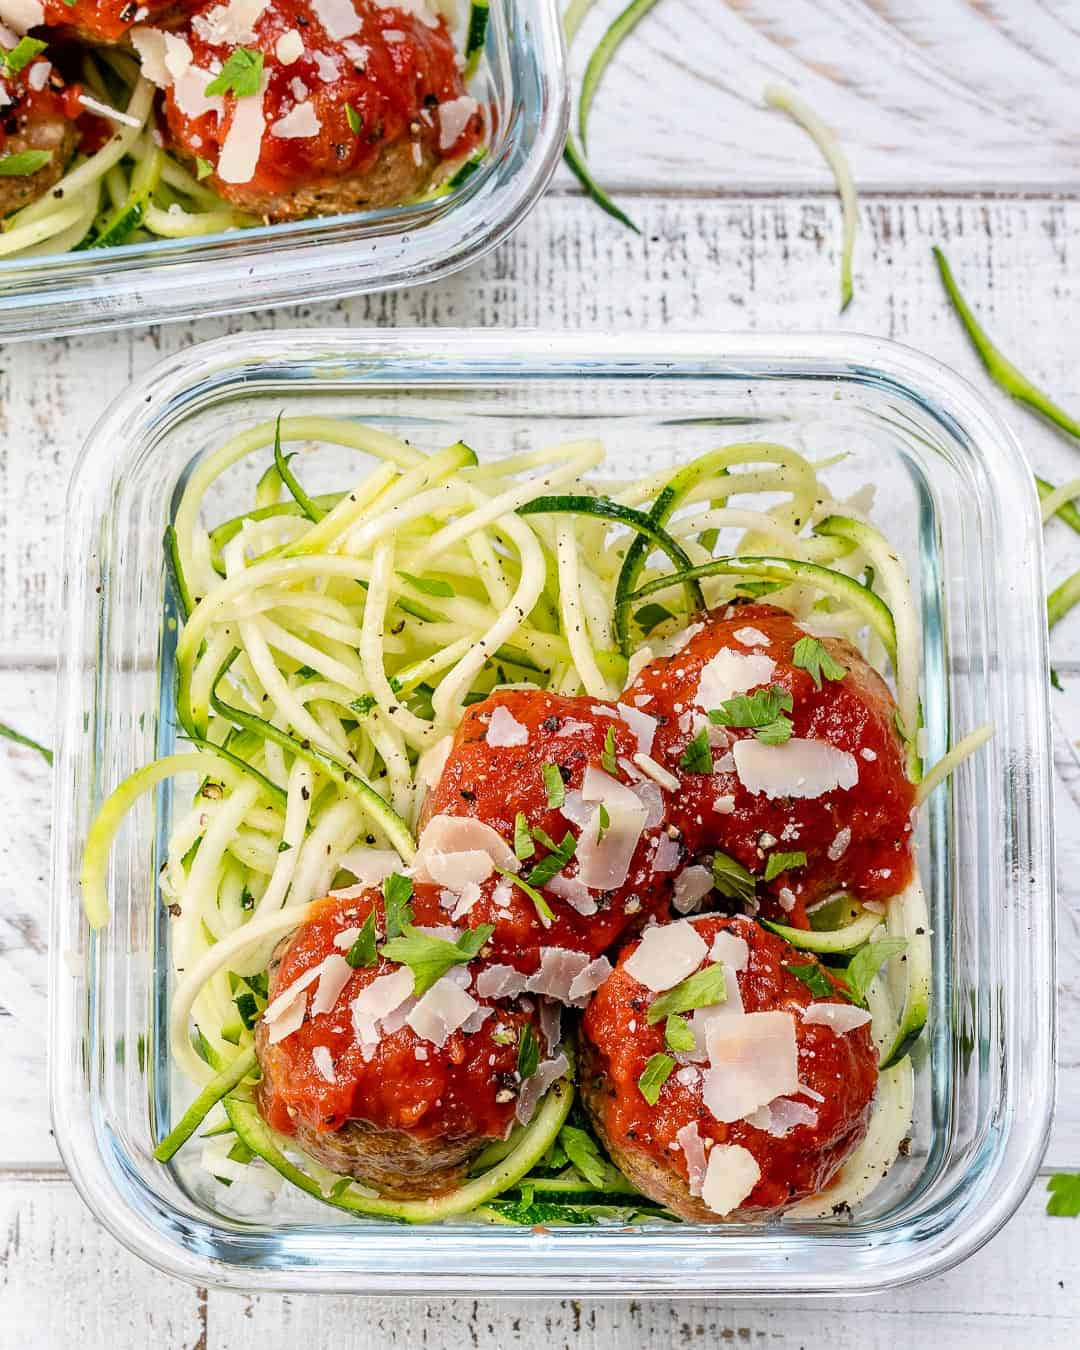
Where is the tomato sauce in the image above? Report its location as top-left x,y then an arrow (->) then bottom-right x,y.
0,61 -> 73,153
256,891 -> 531,1143
580,916 -> 878,1214
626,604 -> 915,926
40,0 -> 193,42
162,0 -> 481,205
422,689 -> 679,969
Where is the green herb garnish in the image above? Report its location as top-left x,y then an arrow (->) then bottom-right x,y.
382,872 -> 415,939
277,840 -> 291,853
349,694 -> 377,716
792,636 -> 846,689
637,1053 -> 676,1105
2,37 -> 47,74
526,829 -> 575,887
601,724 -> 619,775
0,720 -> 53,764
646,964 -> 727,1024
663,1013 -> 696,1052
195,156 -> 214,180
763,850 -> 807,882
542,761 -> 565,809
596,803 -> 610,841
514,811 -> 535,860
346,103 -> 364,134
0,149 -> 53,177
345,911 -> 378,969
712,849 -> 756,906
205,48 -> 264,97
516,1023 -> 539,1079
491,1023 -> 516,1047
1046,1173 -> 1080,1218
380,923 -> 494,998
560,1124 -> 608,1187
709,684 -> 794,745
493,864 -> 555,926
678,727 -> 713,773
398,570 -> 454,598
786,962 -> 837,1000
634,602 -> 673,634
842,937 -> 907,1005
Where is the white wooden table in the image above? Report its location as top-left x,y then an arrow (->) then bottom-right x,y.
4,2 -> 1080,1344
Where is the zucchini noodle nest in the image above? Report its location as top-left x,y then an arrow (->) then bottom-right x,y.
81,414 -> 983,1227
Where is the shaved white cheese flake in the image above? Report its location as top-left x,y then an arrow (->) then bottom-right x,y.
0,0 -> 43,33
314,50 -> 341,82
450,881 -> 482,920
801,1002 -> 873,1033
26,60 -> 49,91
576,766 -> 648,890
516,1052 -> 569,1124
462,1004 -> 493,1035
172,64 -> 226,120
351,967 -> 415,1042
342,38 -> 370,69
491,878 -> 514,910
702,1011 -> 800,1123
265,990 -> 308,1044
263,960 -> 324,1033
656,621 -> 703,657
538,999 -> 562,1054
732,626 -> 770,648
672,865 -> 714,915
617,703 -> 658,756
799,1082 -> 826,1103
733,738 -> 858,800
475,964 -> 528,999
311,0 -> 362,39
271,101 -> 320,139
311,1045 -> 336,1083
383,27 -> 406,41
652,832 -> 681,873
333,848 -> 403,892
218,83 -> 266,184
624,920 -> 708,992
193,0 -> 269,44
632,752 -> 679,793
567,955 -> 612,1002
311,953 -> 352,1017
555,718 -> 595,739
629,779 -> 664,828
708,929 -> 749,971
417,733 -> 453,788
275,28 -> 304,63
713,794 -> 735,814
827,826 -> 852,861
415,815 -> 519,877
373,0 -> 438,27
485,705 -> 528,747
558,789 -> 592,829
422,849 -> 494,889
701,1143 -> 760,1217
544,872 -> 598,916
745,1096 -> 818,1137
406,976 -> 479,1048
675,1121 -> 708,1197
526,947 -> 591,1003
861,747 -> 878,762
333,926 -> 362,950
696,648 -> 776,711
625,645 -> 655,686
778,887 -> 796,912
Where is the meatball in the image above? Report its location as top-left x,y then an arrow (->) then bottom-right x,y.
149,0 -> 482,220
254,889 -> 552,1198
37,0 -> 195,44
625,604 -> 915,925
420,689 -> 682,971
578,915 -> 879,1222
0,54 -> 79,217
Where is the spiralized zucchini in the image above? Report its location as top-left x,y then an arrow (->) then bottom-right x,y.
82,417 -> 988,1225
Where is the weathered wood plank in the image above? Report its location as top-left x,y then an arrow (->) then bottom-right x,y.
0,1177 -> 1076,1348
558,0 -> 1080,193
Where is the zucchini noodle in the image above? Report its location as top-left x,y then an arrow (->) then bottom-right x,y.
83,419 -> 989,1226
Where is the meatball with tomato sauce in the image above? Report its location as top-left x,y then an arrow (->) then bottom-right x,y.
625,604 -> 915,926
255,888 -> 558,1198
35,0 -> 195,44
419,689 -> 686,973
143,0 -> 482,220
578,915 -> 878,1221
0,49 -> 82,217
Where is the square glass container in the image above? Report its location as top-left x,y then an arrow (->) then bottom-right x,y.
50,330 -> 1056,1297
0,2 -> 566,342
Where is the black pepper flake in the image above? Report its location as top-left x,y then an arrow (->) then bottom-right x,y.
301,786 -> 310,800
541,715 -> 561,733
334,142 -> 348,160
898,1136 -> 912,1156
423,93 -> 438,108
460,789 -> 477,802
390,620 -> 405,635
167,903 -> 182,918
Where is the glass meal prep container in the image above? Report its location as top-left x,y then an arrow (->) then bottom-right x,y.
0,2 -> 566,343
50,330 -> 1055,1297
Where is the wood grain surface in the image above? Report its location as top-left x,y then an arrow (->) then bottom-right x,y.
4,0 -> 1080,1342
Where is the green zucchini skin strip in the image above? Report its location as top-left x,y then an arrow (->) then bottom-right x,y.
934,247 -> 1080,439
578,0 -> 660,147
1048,568 -> 1080,629
1036,476 -> 1080,536
184,733 -> 288,810
877,883 -> 931,1070
209,652 -> 416,863
627,554 -> 897,661
80,751 -> 253,928
0,720 -> 52,765
562,135 -> 639,234
518,495 -> 704,650
761,908 -> 883,955
208,496 -> 346,573
224,1077 -> 574,1223
164,524 -> 195,620
273,414 -> 326,523
153,1046 -> 257,1162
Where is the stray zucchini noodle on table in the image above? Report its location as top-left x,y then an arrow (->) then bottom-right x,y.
0,0 -> 489,259
81,416 -> 991,1226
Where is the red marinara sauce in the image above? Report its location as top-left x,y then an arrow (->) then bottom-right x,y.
39,0 -> 194,43
625,604 -> 915,926
421,689 -> 680,970
579,915 -> 878,1220
160,0 -> 481,215
255,890 -> 532,1144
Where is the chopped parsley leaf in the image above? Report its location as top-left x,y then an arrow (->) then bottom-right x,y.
678,727 -> 713,773
0,149 -> 53,177
791,636 -> 847,689
493,863 -> 555,926
633,602 -> 674,635
763,850 -> 807,882
2,37 -> 47,74
712,849 -> 756,906
516,1023 -> 539,1079
560,1124 -> 608,1187
514,811 -> 535,861
542,761 -> 565,809
1046,1173 -> 1080,1217
601,725 -> 619,775
646,965 -> 727,1024
349,694 -> 377,716
663,1013 -> 696,1052
195,156 -> 214,180
205,48 -> 264,98
786,962 -> 836,1000
379,922 -> 493,997
596,802 -> 610,841
382,872 -> 415,939
345,911 -> 378,969
526,829 -> 575,887
709,684 -> 794,745
841,937 -> 907,1005
637,1053 -> 676,1106
346,103 -> 364,134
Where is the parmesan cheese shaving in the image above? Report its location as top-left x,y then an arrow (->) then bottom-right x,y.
702,1011 -> 799,1123
271,101 -> 320,139
733,738 -> 859,800
700,1143 -> 760,1217
624,920 -> 707,992
695,648 -> 776,710
485,704 -> 528,747
801,1002 -> 873,1033
406,976 -> 479,1047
